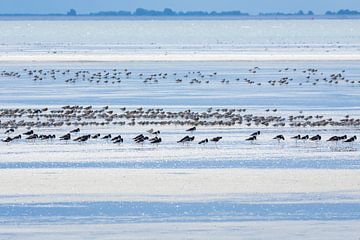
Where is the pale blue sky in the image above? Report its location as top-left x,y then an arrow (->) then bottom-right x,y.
0,0 -> 359,14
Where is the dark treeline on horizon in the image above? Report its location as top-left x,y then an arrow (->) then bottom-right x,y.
0,8 -> 359,17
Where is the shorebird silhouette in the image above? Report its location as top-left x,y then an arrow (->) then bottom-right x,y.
344,136 -> 357,143
273,135 -> 285,142
210,136 -> 222,143
198,138 -> 208,144
60,133 -> 71,140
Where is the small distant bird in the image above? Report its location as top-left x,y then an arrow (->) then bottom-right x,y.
60,133 -> 71,140
327,136 -> 339,142
198,138 -> 208,144
291,135 -> 301,140
210,136 -> 222,143
70,128 -> 80,133
12,135 -> 21,140
246,135 -> 257,141
102,134 -> 112,139
113,136 -> 124,144
310,135 -> 321,141
23,130 -> 34,135
344,135 -> 357,143
250,131 -> 261,136
135,136 -> 148,143
5,128 -> 14,134
134,134 -> 144,140
186,127 -> 196,132
177,135 -> 194,143
2,136 -> 13,142
150,137 -> 162,144
92,134 -> 100,139
301,135 -> 309,141
26,134 -> 38,140
273,135 -> 285,142
112,135 -> 123,142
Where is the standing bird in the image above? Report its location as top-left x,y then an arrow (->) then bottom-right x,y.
60,133 -> 71,140
70,128 -> 80,133
310,135 -> 321,141
344,135 -> 357,143
301,135 -> 309,141
5,128 -> 15,134
250,131 -> 261,136
23,130 -> 34,135
102,134 -> 112,139
186,127 -> 196,133
291,135 -> 301,140
198,138 -> 208,144
150,137 -> 162,144
210,136 -> 222,144
273,135 -> 285,142
246,135 -> 257,142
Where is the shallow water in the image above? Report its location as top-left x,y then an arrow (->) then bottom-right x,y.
1,19 -> 360,239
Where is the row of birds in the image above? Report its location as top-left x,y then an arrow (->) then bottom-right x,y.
1,105 -> 359,130
1,128 -> 357,144
1,67 -> 359,87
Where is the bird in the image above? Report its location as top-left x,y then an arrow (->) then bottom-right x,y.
113,136 -> 124,144
327,136 -> 339,141
301,135 -> 309,141
70,128 -> 80,133
23,130 -> 34,135
74,134 -> 91,142
273,135 -> 285,142
5,128 -> 14,134
246,136 -> 257,141
344,136 -> 357,143
135,136 -> 148,143
26,134 -> 38,140
92,134 -> 100,139
291,135 -> 301,140
111,135 -> 121,141
250,131 -> 261,136
150,137 -> 162,144
2,136 -> 13,142
12,135 -> 21,140
60,133 -> 71,140
198,138 -> 208,144
210,136 -> 222,143
177,135 -> 194,143
186,126 -> 196,132
134,134 -> 144,140
310,135 -> 321,141
102,134 -> 112,139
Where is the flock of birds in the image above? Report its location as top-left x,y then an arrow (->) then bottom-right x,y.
1,126 -> 223,145
1,66 -> 360,87
1,126 -> 357,146
1,106 -> 360,129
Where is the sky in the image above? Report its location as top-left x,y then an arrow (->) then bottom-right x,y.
0,0 -> 359,14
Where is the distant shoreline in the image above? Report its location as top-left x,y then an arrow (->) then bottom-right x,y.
0,15 -> 360,21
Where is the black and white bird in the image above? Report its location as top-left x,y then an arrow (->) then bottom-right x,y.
310,135 -> 321,141
70,128 -> 80,133
150,137 -> 162,144
250,131 -> 261,136
246,135 -> 257,142
186,127 -> 196,132
210,136 -> 222,143
5,128 -> 15,134
273,135 -> 285,142
344,135 -> 357,143
198,138 -> 208,144
60,133 -> 71,140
